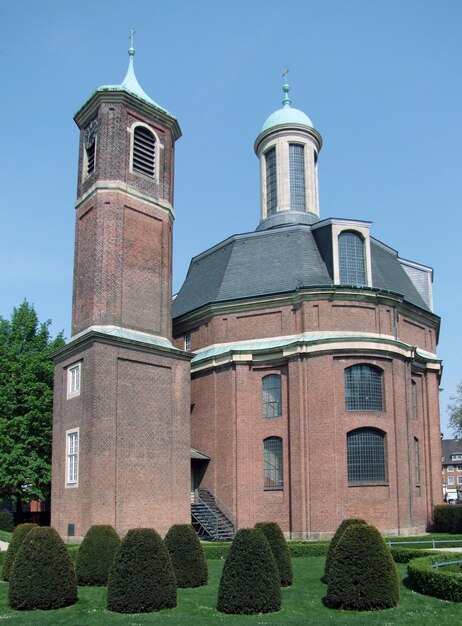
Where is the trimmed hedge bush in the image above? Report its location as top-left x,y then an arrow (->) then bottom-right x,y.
326,522 -> 400,611
2,523 -> 37,581
390,547 -> 435,563
0,512 -> 14,532
322,518 -> 366,584
8,526 -> 77,610
433,505 -> 462,533
407,553 -> 462,602
255,522 -> 293,586
217,528 -> 281,615
107,528 -> 176,613
164,524 -> 208,588
76,524 -> 120,585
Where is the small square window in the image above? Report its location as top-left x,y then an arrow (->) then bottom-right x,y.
67,362 -> 81,398
448,476 -> 455,485
458,476 -> 462,485
457,465 -> 462,472
447,465 -> 454,472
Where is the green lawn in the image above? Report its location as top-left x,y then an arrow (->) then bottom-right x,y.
0,556 -> 460,625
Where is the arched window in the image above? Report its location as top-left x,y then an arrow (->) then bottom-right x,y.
347,428 -> 386,484
289,143 -> 306,210
262,375 -> 282,418
345,364 -> 383,411
263,437 -> 283,489
265,147 -> 277,215
132,125 -> 155,177
339,231 -> 366,285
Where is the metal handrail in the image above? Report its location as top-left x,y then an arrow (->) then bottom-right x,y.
431,559 -> 462,569
192,493 -> 234,540
387,538 -> 462,549
199,488 -> 236,528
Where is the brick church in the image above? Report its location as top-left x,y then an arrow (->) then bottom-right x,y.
51,46 -> 443,541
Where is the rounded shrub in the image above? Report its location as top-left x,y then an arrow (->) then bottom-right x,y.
0,512 -> 14,532
107,528 -> 176,613
164,524 -> 208,588
326,522 -> 400,611
322,518 -> 366,584
2,523 -> 37,582
217,527 -> 281,615
8,526 -> 77,610
76,524 -> 120,585
255,521 -> 293,586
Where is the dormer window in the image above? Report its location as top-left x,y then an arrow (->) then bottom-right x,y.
133,125 -> 155,177
289,144 -> 305,210
265,147 -> 277,215
339,231 -> 366,285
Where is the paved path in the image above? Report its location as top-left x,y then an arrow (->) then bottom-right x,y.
0,540 -> 8,551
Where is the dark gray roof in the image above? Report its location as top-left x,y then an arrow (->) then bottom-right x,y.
442,439 -> 462,465
173,223 -> 431,319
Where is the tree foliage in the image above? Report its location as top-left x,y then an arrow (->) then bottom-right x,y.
8,526 -> 77,610
164,524 -> 208,588
217,528 -> 281,615
76,524 -> 120,586
448,382 -> 462,437
0,301 -> 64,507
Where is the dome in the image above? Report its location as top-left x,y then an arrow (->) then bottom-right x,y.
261,83 -> 313,132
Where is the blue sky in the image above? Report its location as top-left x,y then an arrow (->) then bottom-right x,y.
1,1 -> 461,435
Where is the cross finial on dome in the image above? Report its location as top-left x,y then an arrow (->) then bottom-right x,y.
281,68 -> 291,107
129,27 -> 136,56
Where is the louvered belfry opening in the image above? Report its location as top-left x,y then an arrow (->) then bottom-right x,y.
133,125 -> 155,177
86,142 -> 95,175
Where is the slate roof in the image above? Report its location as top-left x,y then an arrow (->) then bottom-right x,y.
442,439 -> 462,466
173,223 -> 430,319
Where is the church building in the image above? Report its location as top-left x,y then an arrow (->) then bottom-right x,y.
52,45 -> 442,541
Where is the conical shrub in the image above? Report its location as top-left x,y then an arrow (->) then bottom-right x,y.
255,522 -> 292,587
76,524 -> 120,585
164,524 -> 208,588
107,528 -> 176,613
217,527 -> 281,615
8,526 -> 77,610
321,518 -> 366,584
2,523 -> 37,582
326,522 -> 400,610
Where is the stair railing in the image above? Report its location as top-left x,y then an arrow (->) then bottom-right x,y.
191,495 -> 220,540
198,488 -> 236,533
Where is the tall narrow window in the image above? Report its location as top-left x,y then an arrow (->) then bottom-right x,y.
84,119 -> 97,177
184,332 -> 191,351
347,428 -> 386,484
339,231 -> 366,285
262,375 -> 282,418
133,126 -> 155,177
345,365 -> 383,411
67,362 -> 81,399
411,380 -> 418,420
264,437 -> 283,489
265,147 -> 277,215
289,144 -> 306,210
414,437 -> 420,485
66,429 -> 79,486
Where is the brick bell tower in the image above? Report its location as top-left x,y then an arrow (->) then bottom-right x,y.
51,39 -> 191,541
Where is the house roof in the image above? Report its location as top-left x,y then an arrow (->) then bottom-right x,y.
442,439 -> 462,465
173,222 -> 431,319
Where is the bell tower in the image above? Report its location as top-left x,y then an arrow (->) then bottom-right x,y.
52,40 -> 191,541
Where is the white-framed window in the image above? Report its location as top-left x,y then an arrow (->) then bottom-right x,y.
448,476 -> 455,485
339,230 -> 366,285
457,465 -> 462,472
451,454 -> 462,461
66,428 -> 79,487
184,332 -> 191,351
458,476 -> 462,485
447,465 -> 454,472
67,362 -> 81,398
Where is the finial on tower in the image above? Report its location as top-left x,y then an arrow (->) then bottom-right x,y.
281,68 -> 291,106
129,27 -> 136,56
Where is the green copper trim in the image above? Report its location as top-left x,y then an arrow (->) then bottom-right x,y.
261,78 -> 313,132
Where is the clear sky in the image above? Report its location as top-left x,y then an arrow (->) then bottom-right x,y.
1,1 -> 461,435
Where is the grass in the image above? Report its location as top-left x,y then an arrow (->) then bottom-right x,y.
0,556 -> 461,624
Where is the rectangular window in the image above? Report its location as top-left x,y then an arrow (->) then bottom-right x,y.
448,476 -> 455,485
447,465 -> 454,472
458,465 -> 462,472
414,437 -> 420,486
411,380 -> 418,420
458,477 -> 462,485
67,362 -> 81,398
265,147 -> 277,216
289,144 -> 306,210
451,454 -> 462,461
263,437 -> 283,490
66,428 -> 79,487
184,333 -> 191,351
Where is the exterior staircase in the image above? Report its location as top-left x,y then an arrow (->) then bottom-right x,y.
191,488 -> 235,541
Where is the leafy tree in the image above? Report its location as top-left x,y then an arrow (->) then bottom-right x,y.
0,301 -> 64,510
448,382 -> 462,437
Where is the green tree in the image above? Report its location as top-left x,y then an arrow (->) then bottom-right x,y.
448,382 -> 462,437
0,301 -> 64,510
